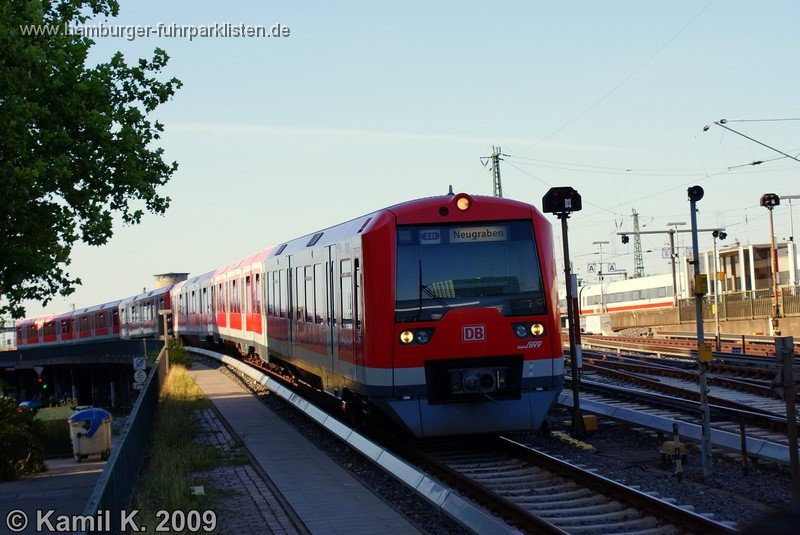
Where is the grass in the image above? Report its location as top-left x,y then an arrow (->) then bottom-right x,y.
131,366 -> 223,533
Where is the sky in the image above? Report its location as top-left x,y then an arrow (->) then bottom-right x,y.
18,0 -> 800,318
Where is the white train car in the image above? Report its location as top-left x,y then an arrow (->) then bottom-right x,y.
579,273 -> 674,315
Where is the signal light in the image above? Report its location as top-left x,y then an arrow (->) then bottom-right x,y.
37,377 -> 42,383
687,185 -> 704,202
542,187 -> 582,214
760,193 -> 780,209
621,235 -> 630,244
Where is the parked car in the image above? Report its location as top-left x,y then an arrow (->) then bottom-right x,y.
18,400 -> 43,411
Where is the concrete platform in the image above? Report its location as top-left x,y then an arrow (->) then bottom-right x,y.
189,364 -> 421,535
0,457 -> 105,534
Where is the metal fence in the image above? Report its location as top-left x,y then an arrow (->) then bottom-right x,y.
679,285 -> 800,322
77,345 -> 168,534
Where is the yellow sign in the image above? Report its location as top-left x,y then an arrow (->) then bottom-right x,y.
717,271 -> 725,282
694,274 -> 708,295
698,342 -> 713,363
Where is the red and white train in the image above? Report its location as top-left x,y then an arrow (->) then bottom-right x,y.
579,273 -> 675,315
16,193 -> 564,437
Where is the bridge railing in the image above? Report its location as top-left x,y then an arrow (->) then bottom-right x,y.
77,344 -> 168,534
678,285 -> 800,322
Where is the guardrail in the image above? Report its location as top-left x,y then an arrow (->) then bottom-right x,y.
77,344 -> 168,534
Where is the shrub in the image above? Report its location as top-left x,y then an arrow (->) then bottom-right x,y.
0,397 -> 46,480
167,339 -> 192,368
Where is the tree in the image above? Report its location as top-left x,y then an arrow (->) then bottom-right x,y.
0,0 -> 182,318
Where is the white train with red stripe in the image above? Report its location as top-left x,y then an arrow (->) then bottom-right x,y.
17,193 -> 564,437
579,273 -> 674,315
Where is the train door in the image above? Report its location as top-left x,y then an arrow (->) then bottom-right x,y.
325,246 -> 338,377
285,256 -> 294,349
350,249 -> 364,385
337,254 -> 357,383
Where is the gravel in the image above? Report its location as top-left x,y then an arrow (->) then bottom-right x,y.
198,355 -> 790,533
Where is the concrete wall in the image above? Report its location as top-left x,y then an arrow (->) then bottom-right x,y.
609,309 -> 800,337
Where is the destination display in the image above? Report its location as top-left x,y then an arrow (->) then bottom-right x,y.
450,226 -> 508,243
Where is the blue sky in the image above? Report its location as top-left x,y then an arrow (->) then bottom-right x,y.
21,0 -> 800,317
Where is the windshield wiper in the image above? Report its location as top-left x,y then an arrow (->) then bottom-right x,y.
418,260 -> 450,318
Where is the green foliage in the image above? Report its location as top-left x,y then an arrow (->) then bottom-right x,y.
38,418 -> 71,458
132,367 -> 217,525
0,0 -> 182,318
167,338 -> 191,368
0,397 -> 46,480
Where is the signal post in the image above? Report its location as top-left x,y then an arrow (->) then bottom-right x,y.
542,186 -> 585,437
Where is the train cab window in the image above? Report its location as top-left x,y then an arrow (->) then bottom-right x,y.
394,221 -> 545,322
17,327 -> 23,341
314,264 -> 325,324
341,259 -> 353,328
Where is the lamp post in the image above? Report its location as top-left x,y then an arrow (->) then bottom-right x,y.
761,194 -> 781,335
592,241 -> 610,313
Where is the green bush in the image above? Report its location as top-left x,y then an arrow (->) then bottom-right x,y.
38,419 -> 72,458
0,397 -> 46,480
167,339 -> 192,368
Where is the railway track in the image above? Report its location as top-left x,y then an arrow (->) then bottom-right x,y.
400,435 -> 736,534
195,348 -> 741,533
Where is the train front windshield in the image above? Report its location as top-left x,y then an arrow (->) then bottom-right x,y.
395,221 -> 546,322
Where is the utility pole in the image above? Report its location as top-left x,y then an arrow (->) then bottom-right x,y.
781,195 -> 799,289
618,224 -> 723,308
481,146 -> 508,198
593,241 -> 610,313
632,209 -> 645,278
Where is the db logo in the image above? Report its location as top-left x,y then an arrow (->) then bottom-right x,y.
462,324 -> 486,342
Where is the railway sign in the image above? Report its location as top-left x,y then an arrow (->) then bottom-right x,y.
134,369 -> 147,383
607,262 -> 617,272
132,383 -> 144,391
133,357 -> 146,371
33,366 -> 44,376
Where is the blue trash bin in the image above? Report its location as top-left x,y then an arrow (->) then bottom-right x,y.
68,408 -> 113,462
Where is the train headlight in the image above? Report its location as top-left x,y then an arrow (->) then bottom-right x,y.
530,323 -> 545,336
513,324 -> 528,338
455,194 -> 472,211
416,329 -> 431,344
399,330 -> 414,344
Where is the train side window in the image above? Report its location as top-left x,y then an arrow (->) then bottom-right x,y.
314,263 -> 325,324
279,270 -> 288,318
341,259 -> 353,328
305,266 -> 314,322
295,266 -> 305,321
112,310 -> 119,327
97,313 -> 105,329
254,273 -> 262,315
245,276 -> 252,314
